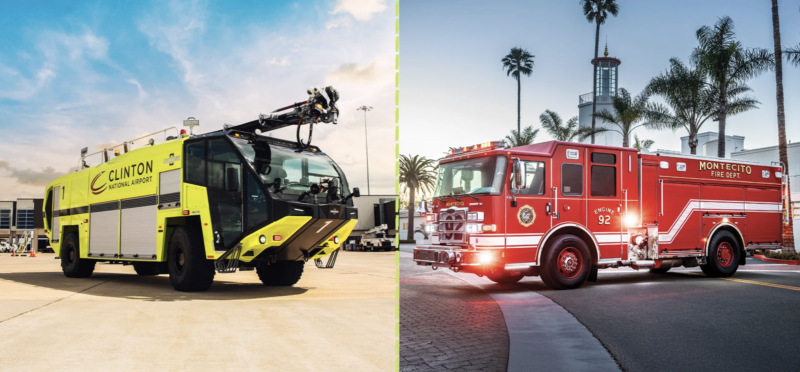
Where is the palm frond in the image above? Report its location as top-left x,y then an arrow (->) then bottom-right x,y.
786,44 -> 800,67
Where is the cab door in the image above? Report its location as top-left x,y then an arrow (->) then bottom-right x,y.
552,146 -> 586,229
505,156 -> 551,263
586,150 -> 623,259
205,138 -> 243,249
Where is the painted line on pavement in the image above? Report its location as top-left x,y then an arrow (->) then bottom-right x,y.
678,272 -> 800,292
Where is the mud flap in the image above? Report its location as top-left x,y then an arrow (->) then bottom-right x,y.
587,264 -> 598,282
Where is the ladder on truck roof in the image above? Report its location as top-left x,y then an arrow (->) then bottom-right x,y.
79,127 -> 180,170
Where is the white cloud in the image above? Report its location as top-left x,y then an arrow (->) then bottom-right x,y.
332,0 -> 387,21
126,79 -> 148,101
326,16 -> 352,29
268,56 -> 291,66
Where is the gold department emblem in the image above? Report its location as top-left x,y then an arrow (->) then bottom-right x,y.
517,205 -> 536,227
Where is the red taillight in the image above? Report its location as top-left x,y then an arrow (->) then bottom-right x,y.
329,237 -> 335,241
182,210 -> 190,215
273,235 -> 282,241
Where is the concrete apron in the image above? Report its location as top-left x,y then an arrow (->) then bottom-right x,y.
444,270 -> 619,372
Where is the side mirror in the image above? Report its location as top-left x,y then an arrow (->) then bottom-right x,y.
513,159 -> 527,189
343,187 -> 361,203
226,168 -> 240,192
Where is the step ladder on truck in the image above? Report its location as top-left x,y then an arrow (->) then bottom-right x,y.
44,86 -> 361,291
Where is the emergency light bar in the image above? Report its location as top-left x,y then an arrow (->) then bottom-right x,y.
449,141 -> 505,156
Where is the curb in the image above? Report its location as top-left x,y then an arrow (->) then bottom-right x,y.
754,254 -> 800,266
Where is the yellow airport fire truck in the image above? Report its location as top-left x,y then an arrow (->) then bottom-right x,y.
44,87 -> 360,291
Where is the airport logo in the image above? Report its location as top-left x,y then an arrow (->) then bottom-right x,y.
91,171 -> 108,195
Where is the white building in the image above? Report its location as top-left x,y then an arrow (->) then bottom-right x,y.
579,44 -> 623,147
680,132 -> 745,157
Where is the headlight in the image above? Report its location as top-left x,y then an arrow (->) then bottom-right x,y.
479,251 -> 493,265
333,236 -> 340,244
466,223 -> 483,233
467,212 -> 484,221
259,235 -> 267,244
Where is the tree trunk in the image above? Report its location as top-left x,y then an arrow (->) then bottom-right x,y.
406,186 -> 416,243
689,131 -> 698,155
717,83 -> 728,158
590,20 -> 601,144
517,74 -> 521,134
622,132 -> 628,148
772,0 -> 795,253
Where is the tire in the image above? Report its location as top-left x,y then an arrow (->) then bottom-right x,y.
649,267 -> 671,274
486,271 -> 524,284
256,261 -> 305,286
540,234 -> 591,290
702,230 -> 740,278
167,225 -> 215,292
60,232 -> 96,278
133,262 -> 160,276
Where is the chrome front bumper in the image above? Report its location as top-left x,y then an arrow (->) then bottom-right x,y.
413,245 -> 481,266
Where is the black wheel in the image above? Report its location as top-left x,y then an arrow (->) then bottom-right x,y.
649,267 -> 671,274
702,231 -> 740,278
486,271 -> 524,284
167,226 -> 215,292
133,262 -> 160,276
60,232 -> 96,278
540,234 -> 591,290
256,261 -> 305,286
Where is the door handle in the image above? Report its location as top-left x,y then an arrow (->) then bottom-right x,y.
545,202 -> 551,216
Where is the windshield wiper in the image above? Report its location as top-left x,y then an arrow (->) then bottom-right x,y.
457,193 -> 479,201
435,196 -> 447,203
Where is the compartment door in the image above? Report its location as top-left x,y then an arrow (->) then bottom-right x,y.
658,182 -> 701,252
120,196 -> 158,259
90,201 -> 119,257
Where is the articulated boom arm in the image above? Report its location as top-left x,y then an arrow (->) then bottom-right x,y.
224,86 -> 340,148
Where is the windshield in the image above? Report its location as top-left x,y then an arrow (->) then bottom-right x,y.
232,138 -> 350,200
433,155 -> 507,197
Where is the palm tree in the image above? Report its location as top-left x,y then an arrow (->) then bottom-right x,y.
581,0 -> 619,144
592,88 -> 666,148
502,47 -> 535,134
691,16 -> 773,158
770,0 -> 795,254
632,134 -> 654,151
539,109 -> 606,142
645,58 -> 759,154
399,155 -> 437,243
786,44 -> 800,66
504,126 -> 539,147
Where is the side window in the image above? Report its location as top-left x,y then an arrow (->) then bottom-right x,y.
591,166 -> 616,197
512,161 -> 546,195
185,141 -> 206,185
245,172 -> 268,230
561,163 -> 583,196
207,139 -> 241,189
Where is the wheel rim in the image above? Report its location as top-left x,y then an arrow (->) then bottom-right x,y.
717,242 -> 733,268
68,246 -> 75,264
173,244 -> 185,274
557,247 -> 582,279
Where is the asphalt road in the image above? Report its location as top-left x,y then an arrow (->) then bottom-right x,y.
400,244 -> 800,371
0,251 -> 395,372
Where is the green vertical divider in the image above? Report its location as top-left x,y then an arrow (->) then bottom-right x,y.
395,2 -> 400,371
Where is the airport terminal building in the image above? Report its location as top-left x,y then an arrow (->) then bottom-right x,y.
0,198 -> 47,252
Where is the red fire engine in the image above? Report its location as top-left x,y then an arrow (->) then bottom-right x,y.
413,141 -> 788,290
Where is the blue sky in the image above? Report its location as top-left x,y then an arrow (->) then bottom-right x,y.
400,0 -> 800,161
0,0 -> 394,199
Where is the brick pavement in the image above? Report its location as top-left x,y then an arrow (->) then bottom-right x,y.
400,256 -> 509,372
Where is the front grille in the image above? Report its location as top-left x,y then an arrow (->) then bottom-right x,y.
438,209 -> 466,244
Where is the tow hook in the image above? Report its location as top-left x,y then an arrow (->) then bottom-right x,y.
451,266 -> 460,273
431,264 -> 438,271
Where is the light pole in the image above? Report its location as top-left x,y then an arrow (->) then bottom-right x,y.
357,105 -> 373,195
